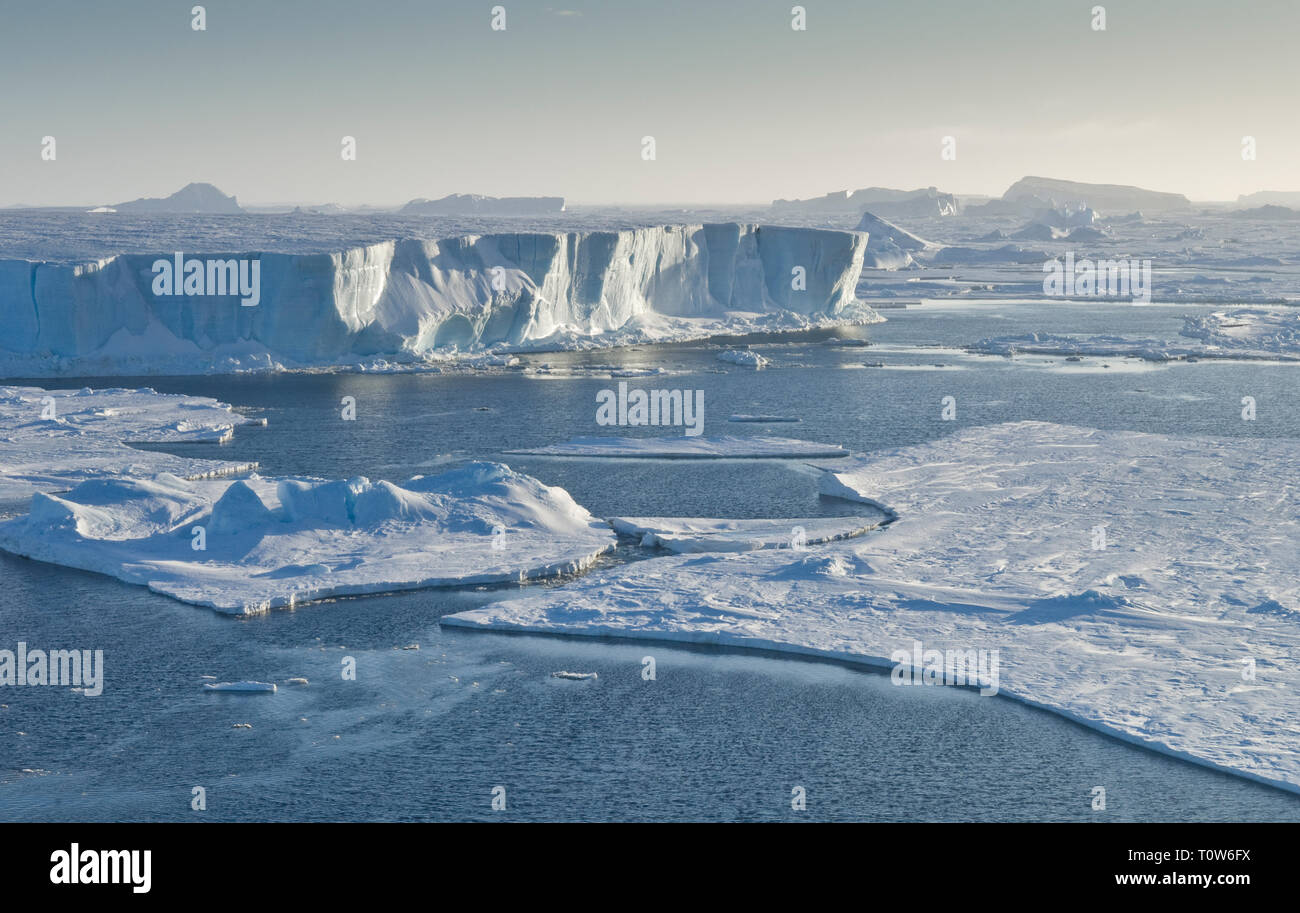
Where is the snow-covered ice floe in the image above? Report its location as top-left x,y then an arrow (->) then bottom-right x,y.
0,462 -> 616,615
505,435 -> 849,459
203,681 -> 277,693
551,671 -> 598,681
1181,307 -> 1300,357
611,517 -> 882,553
448,422 -> 1300,793
0,385 -> 260,504
970,308 -> 1300,363
0,224 -> 880,376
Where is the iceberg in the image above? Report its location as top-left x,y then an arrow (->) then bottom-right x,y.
716,349 -> 769,368
854,211 -> 934,269
772,187 -> 958,219
0,224 -> 874,376
0,385 -> 260,504
400,194 -> 565,216
1001,176 -> 1191,213
446,422 -> 1300,794
0,463 -> 617,615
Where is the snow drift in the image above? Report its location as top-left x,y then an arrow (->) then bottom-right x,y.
0,224 -> 870,375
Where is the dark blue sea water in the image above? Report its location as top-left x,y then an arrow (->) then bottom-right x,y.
2,300 -> 1299,821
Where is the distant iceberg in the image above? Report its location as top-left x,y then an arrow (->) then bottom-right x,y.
401,194 -> 565,216
716,349 -> 768,367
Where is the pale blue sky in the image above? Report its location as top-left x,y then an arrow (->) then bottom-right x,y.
1,0 -> 1296,206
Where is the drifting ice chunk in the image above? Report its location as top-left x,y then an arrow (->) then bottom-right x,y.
204,681 -> 277,693
717,349 -> 769,368
551,671 -> 598,680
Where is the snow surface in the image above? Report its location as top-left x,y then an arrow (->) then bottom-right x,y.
447,422 -> 1300,793
0,224 -> 876,376
0,385 -> 259,504
611,516 -> 881,553
0,463 -> 616,615
505,435 -> 849,459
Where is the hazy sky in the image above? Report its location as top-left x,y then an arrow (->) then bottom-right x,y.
2,0 -> 1297,206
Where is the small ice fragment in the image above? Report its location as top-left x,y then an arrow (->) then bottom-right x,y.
551,671 -> 598,680
204,681 -> 277,693
287,677 -> 309,685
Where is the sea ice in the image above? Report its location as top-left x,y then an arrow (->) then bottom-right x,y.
0,385 -> 260,504
505,435 -> 849,459
0,462 -> 616,615
611,516 -> 881,553
446,422 -> 1300,793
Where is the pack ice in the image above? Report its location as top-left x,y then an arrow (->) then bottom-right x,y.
0,224 -> 873,375
447,422 -> 1300,793
0,385 -> 259,504
0,462 -> 616,614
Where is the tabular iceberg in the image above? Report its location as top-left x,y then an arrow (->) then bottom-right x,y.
0,224 -> 873,376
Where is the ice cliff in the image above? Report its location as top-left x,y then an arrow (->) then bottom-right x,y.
0,223 -> 870,375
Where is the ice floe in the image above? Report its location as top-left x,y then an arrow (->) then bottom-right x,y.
610,516 -> 882,553
203,681 -> 277,693
970,309 -> 1300,363
446,422 -> 1300,793
0,462 -> 616,614
0,385 -> 260,504
505,435 -> 849,459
